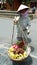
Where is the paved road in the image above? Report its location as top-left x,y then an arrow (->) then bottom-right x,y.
29,18 -> 37,58
0,17 -> 37,65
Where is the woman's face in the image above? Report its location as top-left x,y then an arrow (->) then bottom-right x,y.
19,9 -> 28,14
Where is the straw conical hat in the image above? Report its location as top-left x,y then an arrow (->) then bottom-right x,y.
17,4 -> 29,12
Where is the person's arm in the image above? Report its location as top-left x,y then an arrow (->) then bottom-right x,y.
26,17 -> 31,34
27,17 -> 31,26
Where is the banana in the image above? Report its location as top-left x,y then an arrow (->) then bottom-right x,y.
19,54 -> 23,59
8,47 -> 28,60
23,51 -> 28,58
15,54 -> 20,59
8,47 -> 14,52
9,52 -> 16,59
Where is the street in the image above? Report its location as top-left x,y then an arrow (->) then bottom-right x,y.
0,17 -> 37,65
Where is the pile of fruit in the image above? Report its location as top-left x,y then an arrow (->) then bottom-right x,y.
8,41 -> 28,61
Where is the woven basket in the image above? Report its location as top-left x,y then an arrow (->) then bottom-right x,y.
8,46 -> 31,62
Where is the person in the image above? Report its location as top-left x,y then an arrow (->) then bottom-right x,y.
32,6 -> 36,14
13,4 -> 31,43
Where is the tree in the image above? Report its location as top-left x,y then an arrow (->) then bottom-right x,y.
22,0 -> 30,6
7,0 -> 14,6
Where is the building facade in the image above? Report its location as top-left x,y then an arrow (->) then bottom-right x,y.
30,0 -> 37,7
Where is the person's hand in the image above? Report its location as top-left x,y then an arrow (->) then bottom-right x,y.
13,16 -> 20,24
26,26 -> 30,35
27,29 -> 30,35
26,26 -> 29,30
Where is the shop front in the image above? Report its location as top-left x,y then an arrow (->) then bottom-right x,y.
30,0 -> 37,8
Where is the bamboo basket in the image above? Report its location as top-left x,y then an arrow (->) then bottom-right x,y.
8,46 -> 31,62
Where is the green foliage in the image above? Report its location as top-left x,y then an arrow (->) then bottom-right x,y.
16,41 -> 21,45
22,0 -> 30,5
7,0 -> 14,6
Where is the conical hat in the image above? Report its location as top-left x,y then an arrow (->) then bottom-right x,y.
17,4 -> 29,12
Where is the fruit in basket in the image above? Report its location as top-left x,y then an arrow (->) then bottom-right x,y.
8,42 -> 29,60
16,48 -> 24,54
23,51 -> 28,58
8,48 -> 28,60
8,47 -> 15,52
9,52 -> 16,59
19,41 -> 25,47
15,54 -> 20,59
19,54 -> 23,59
16,41 -> 26,48
15,54 -> 23,59
12,44 -> 19,50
